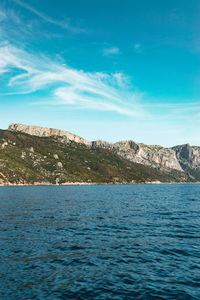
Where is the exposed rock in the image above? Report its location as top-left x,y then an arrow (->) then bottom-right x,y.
1,142 -> 8,149
92,140 -> 183,172
21,151 -> 26,159
9,123 -> 90,146
172,144 -> 200,169
92,140 -> 113,149
53,154 -> 59,160
33,161 -> 38,167
57,162 -> 63,168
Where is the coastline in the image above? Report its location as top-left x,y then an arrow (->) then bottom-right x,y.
0,181 -> 199,186
1,125 -> 198,186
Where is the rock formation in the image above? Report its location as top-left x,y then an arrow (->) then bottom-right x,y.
92,140 -> 183,172
8,123 -> 90,146
172,144 -> 200,180
173,144 -> 200,167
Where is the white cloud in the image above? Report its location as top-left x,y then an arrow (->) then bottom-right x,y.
0,42 -> 147,118
11,0 -> 85,34
103,47 -> 120,56
0,6 -> 40,42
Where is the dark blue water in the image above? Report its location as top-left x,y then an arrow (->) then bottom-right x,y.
0,184 -> 200,299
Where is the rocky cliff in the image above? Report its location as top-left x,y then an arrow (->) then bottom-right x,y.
172,144 -> 200,180
92,140 -> 183,172
8,123 -> 90,146
173,144 -> 200,168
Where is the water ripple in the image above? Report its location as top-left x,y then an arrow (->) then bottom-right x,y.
0,184 -> 200,299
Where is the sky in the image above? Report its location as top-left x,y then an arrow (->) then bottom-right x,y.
0,0 -> 200,146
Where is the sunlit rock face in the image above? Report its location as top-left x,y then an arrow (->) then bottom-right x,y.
92,140 -> 183,172
173,144 -> 200,168
8,123 -> 91,146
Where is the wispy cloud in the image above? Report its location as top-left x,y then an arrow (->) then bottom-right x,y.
0,6 -> 43,42
103,47 -> 120,56
0,42 -> 146,118
0,5 -> 144,117
11,0 -> 85,33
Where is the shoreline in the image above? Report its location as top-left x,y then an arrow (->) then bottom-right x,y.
0,181 -> 199,186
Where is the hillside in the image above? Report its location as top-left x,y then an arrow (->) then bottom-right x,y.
0,127 -> 192,185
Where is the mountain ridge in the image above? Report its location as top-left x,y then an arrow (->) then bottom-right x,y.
0,123 -> 199,184
8,123 -> 196,172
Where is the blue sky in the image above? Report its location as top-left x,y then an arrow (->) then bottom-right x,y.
1,0 -> 200,146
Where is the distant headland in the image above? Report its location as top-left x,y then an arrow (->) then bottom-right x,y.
0,123 -> 199,185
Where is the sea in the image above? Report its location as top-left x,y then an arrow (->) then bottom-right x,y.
0,184 -> 200,299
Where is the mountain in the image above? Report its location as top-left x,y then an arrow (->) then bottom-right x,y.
92,140 -> 183,171
172,144 -> 200,181
0,123 -> 199,185
8,123 -> 90,146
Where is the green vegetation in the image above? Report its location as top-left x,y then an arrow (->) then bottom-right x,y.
0,129 -> 193,184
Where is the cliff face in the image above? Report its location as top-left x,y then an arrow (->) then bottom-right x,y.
173,144 -> 200,167
172,144 -> 200,179
92,140 -> 183,172
8,123 -> 90,146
